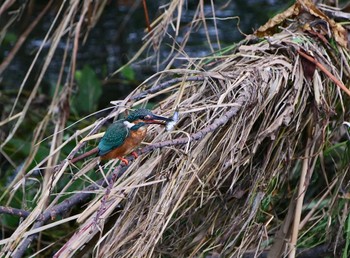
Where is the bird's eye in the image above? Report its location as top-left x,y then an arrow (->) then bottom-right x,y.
144,115 -> 151,120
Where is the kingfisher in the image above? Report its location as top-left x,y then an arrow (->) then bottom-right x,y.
70,109 -> 172,164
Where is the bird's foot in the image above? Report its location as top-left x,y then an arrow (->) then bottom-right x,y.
131,151 -> 138,159
118,157 -> 129,166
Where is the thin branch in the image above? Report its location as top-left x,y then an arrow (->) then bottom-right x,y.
0,0 -> 16,17
297,48 -> 350,97
142,0 -> 152,32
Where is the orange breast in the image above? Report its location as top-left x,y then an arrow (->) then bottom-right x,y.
101,127 -> 147,160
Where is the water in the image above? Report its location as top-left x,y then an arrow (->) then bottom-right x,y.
1,0 -> 291,105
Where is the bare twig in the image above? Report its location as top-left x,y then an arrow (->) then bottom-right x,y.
297,48 -> 350,97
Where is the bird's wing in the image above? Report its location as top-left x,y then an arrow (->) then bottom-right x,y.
97,121 -> 129,156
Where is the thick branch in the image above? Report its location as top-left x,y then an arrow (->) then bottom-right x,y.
0,206 -> 30,218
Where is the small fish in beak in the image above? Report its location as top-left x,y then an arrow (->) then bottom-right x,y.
166,108 -> 179,131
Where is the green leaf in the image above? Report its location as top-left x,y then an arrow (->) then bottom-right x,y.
121,65 -> 135,81
5,138 -> 50,162
74,65 -> 102,114
4,32 -> 17,44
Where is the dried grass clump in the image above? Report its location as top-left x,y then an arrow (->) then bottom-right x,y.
1,1 -> 350,257
99,25 -> 349,258
59,10 -> 348,258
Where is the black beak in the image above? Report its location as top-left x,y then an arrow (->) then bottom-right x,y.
145,114 -> 173,125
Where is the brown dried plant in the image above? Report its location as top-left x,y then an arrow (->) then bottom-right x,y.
1,1 -> 350,258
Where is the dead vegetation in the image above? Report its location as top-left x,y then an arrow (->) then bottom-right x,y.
1,0 -> 350,257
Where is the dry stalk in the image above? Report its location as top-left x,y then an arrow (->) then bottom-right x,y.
288,136 -> 312,258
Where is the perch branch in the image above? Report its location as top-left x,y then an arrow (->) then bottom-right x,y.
0,206 -> 30,218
